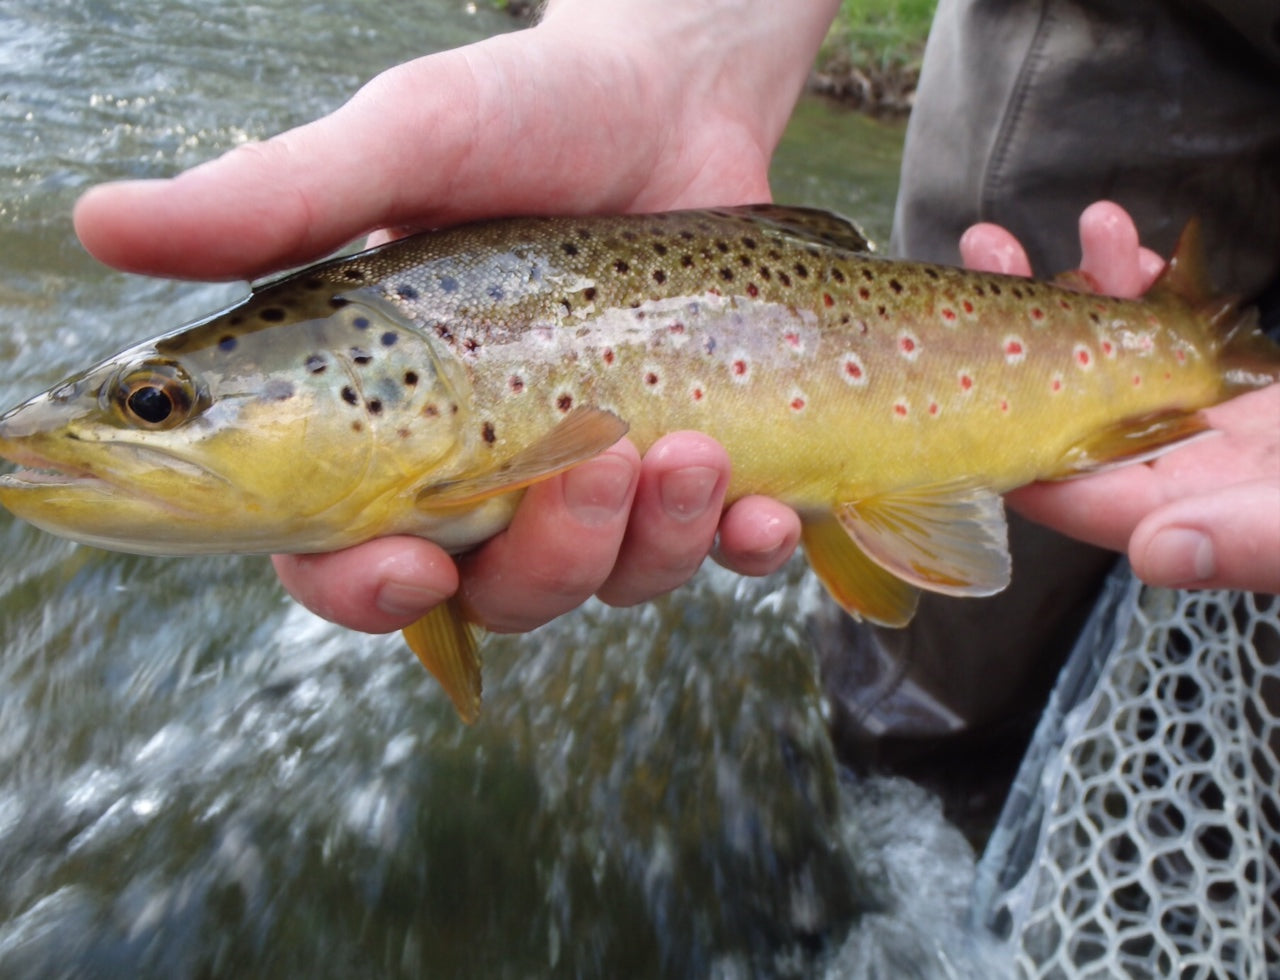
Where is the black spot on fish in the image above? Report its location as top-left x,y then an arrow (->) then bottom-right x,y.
482,421 -> 496,444
742,237 -> 758,250
681,255 -> 694,268
715,240 -> 730,254
861,268 -> 875,282
329,296 -> 350,310
351,349 -> 372,365
396,284 -> 419,301
305,354 -> 327,374
679,230 -> 695,241
435,324 -> 454,342
1011,286 -> 1024,299
923,267 -> 940,280
343,268 -> 366,282
404,370 -> 419,386
228,315 -> 244,327
990,283 -> 1002,296
260,308 -> 287,323
719,268 -> 734,282
464,338 -> 480,355
778,272 -> 792,288
760,265 -> 772,280
381,331 -> 397,347
218,335 -> 237,352
575,227 -> 592,240
367,399 -> 383,415
560,299 -> 572,315
889,279 -> 903,294
557,393 -> 573,412
424,404 -> 439,417
341,386 -> 359,406
487,286 -> 505,301
439,276 -> 458,294
583,287 -> 597,302
450,403 -> 459,415
353,316 -> 370,330
509,374 -> 525,393
794,263 -> 810,279
831,268 -> 846,284
704,336 -> 717,354
561,242 -> 579,256
614,259 -> 630,274
653,243 -> 668,256
653,269 -> 667,285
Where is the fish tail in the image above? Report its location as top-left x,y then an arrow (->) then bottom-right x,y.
1150,217 -> 1280,394
1217,304 -> 1280,394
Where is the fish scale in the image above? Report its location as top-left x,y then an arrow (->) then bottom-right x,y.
0,205 -> 1275,721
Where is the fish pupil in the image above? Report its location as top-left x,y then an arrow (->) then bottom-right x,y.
127,386 -> 173,424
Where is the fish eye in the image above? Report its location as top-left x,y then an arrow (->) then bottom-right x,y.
108,360 -> 208,430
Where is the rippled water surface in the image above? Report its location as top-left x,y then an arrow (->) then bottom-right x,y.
0,3 -> 993,976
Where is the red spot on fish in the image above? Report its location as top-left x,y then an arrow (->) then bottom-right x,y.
692,386 -> 704,402
858,287 -> 871,301
784,332 -> 801,350
557,393 -> 574,412
962,300 -> 974,314
733,359 -> 747,375
646,371 -> 660,386
893,400 -> 909,418
790,396 -> 806,411
959,373 -> 974,392
1000,399 -> 1010,413
1058,298 -> 1073,311
941,307 -> 957,323
746,283 -> 759,298
1175,349 -> 1187,363
1133,374 -> 1142,386
898,332 -> 920,360
1051,376 -> 1063,393
928,401 -> 939,416
602,348 -> 616,365
1075,345 -> 1093,368
1101,340 -> 1114,357
823,293 -> 834,307
1004,337 -> 1025,363
509,375 -> 525,394
668,322 -> 686,335
1029,307 -> 1045,321
842,354 -> 866,385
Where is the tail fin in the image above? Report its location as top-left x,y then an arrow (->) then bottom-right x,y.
1151,218 -> 1280,394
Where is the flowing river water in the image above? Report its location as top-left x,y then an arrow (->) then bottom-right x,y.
0,2 -> 997,976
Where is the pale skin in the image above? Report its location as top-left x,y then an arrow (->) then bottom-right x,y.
71,0 -> 1280,642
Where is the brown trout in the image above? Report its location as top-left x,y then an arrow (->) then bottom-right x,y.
0,205 -> 1275,722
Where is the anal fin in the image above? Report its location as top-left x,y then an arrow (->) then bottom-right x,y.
1048,410 -> 1214,479
401,597 -> 483,723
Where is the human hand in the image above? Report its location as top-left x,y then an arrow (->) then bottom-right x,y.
72,1 -> 834,635
962,201 -> 1280,594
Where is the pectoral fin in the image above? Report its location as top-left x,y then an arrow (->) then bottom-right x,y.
1047,410 -> 1213,479
835,481 -> 1011,597
418,407 -> 629,509
801,514 -> 920,627
402,598 -> 483,723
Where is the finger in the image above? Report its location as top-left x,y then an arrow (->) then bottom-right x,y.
1006,469 -> 1160,554
454,442 -> 640,633
271,537 -> 459,633
1077,200 -> 1162,298
595,432 -> 730,607
959,223 -> 1032,276
713,495 -> 802,576
1130,480 -> 1280,593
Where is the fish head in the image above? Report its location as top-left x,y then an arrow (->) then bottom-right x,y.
0,291 -> 471,555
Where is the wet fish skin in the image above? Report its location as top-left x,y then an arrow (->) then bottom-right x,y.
0,205 -> 1275,721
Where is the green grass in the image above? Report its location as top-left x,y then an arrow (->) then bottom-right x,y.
824,0 -> 937,71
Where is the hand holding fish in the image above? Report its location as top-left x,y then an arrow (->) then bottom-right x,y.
964,203 -> 1280,595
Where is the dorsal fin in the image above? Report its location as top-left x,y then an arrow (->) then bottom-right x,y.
1149,217 -> 1214,308
711,204 -> 873,253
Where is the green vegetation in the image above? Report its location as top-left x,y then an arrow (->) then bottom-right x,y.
814,0 -> 937,112
826,0 -> 936,71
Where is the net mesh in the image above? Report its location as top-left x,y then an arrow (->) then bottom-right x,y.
974,567 -> 1280,979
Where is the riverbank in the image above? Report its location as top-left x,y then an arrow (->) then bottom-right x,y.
497,0 -> 936,115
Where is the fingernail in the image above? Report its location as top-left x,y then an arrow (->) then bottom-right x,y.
564,455 -> 634,526
660,466 -> 720,522
1144,527 -> 1215,585
376,580 -> 444,618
